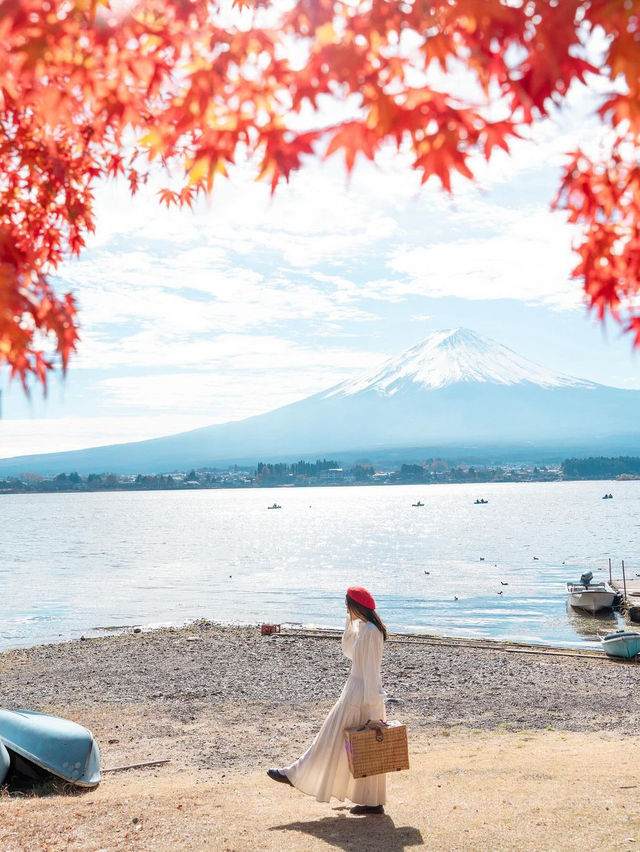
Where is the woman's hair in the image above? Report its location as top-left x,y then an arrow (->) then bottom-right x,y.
346,595 -> 388,641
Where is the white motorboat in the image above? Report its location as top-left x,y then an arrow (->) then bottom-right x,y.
566,571 -> 616,614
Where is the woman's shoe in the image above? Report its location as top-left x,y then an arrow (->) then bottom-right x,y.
267,768 -> 293,786
350,804 -> 384,815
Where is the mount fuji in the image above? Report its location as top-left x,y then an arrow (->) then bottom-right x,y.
2,328 -> 640,474
324,327 -> 595,395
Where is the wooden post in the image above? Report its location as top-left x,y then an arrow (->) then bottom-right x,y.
622,559 -> 628,604
103,758 -> 171,773
609,557 -> 612,584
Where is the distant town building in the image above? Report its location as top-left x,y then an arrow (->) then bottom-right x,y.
319,468 -> 344,482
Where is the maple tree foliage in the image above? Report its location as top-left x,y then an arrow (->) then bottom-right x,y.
1,0 -> 639,389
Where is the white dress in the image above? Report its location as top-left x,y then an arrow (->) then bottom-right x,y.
284,617 -> 386,806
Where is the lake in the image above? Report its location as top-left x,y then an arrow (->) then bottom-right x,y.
0,480 -> 636,652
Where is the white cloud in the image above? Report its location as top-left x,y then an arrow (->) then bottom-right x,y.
386,208 -> 582,310
94,340 -> 383,417
67,268 -> 377,371
83,156 -> 402,270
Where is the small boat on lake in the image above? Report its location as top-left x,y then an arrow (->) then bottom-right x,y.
412,501 -> 424,507
566,571 -> 616,614
474,499 -> 488,504
602,493 -> 613,499
0,709 -> 100,787
267,503 -> 282,510
601,631 -> 640,660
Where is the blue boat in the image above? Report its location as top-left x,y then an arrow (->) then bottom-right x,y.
601,631 -> 640,660
0,709 -> 100,787
0,741 -> 9,786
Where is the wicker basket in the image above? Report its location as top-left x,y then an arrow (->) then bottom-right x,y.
344,720 -> 409,779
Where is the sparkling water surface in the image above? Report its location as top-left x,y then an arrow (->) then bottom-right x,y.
0,480 -> 636,651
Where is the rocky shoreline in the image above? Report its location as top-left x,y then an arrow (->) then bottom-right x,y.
1,621 -> 638,776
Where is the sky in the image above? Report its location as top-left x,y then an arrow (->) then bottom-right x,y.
1,71 -> 639,458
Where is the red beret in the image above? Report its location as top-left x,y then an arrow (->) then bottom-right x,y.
346,586 -> 376,610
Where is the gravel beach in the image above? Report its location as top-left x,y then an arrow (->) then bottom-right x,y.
2,622 -> 638,755
1,622 -> 639,850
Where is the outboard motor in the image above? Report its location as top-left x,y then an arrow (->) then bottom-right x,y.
580,570 -> 593,587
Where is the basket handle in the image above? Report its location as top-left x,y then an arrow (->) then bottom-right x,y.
362,719 -> 388,742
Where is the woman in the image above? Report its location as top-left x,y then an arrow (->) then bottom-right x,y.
267,586 -> 387,815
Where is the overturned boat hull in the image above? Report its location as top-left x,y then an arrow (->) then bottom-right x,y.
0,709 -> 100,787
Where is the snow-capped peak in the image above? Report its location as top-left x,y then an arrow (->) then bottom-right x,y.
325,328 -> 596,397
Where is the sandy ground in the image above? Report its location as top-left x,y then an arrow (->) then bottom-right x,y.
1,623 -> 639,850
2,730 -> 640,851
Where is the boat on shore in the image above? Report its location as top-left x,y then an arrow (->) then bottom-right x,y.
566,571 -> 616,614
601,630 -> 640,660
0,709 -> 100,787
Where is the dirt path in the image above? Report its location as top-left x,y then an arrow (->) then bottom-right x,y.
2,729 -> 639,851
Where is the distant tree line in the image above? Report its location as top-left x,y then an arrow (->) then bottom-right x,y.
0,469 -> 235,493
0,471 -> 124,492
390,463 -> 555,484
16,453 -> 637,496
562,456 -> 640,480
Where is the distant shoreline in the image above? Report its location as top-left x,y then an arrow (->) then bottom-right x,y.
1,473 -> 636,496
2,454 -> 639,494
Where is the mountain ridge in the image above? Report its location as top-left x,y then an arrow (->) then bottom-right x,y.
0,328 -> 638,475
